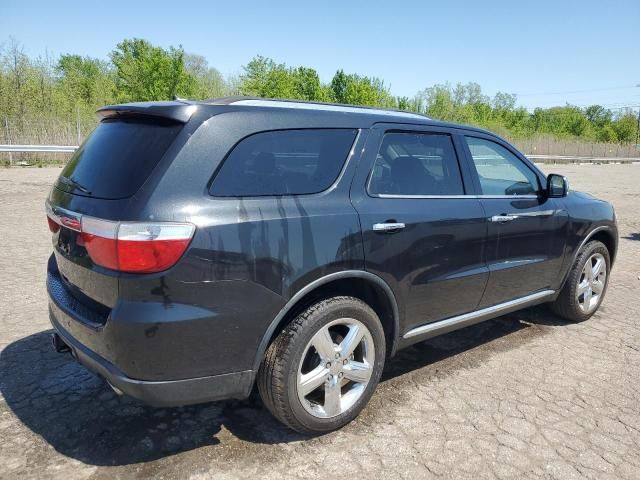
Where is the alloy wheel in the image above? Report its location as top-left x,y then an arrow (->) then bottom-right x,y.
296,318 -> 375,418
576,252 -> 607,314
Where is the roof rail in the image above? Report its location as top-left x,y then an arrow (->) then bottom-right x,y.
204,96 -> 430,120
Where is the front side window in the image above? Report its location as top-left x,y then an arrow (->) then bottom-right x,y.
368,133 -> 464,196
210,129 -> 358,196
465,137 -> 540,196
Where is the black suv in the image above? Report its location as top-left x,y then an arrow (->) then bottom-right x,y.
46,98 -> 617,434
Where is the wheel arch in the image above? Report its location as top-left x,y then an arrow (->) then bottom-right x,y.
559,225 -> 617,292
588,228 -> 617,265
251,271 -> 400,375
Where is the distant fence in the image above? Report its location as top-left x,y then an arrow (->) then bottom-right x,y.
527,154 -> 640,164
512,136 -> 639,159
1,145 -> 639,166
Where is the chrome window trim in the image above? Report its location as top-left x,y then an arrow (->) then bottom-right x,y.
370,193 -> 540,200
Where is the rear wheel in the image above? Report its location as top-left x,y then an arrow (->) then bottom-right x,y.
258,296 -> 386,434
551,240 -> 610,322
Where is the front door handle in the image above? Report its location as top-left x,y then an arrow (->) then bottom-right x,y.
490,214 -> 517,223
490,209 -> 557,223
373,222 -> 406,233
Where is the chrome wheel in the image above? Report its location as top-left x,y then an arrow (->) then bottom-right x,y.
296,318 -> 375,419
576,252 -> 607,314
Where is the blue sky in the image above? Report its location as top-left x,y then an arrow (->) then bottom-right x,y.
2,0 -> 639,111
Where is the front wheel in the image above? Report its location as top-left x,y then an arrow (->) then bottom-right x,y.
257,296 -> 386,434
551,240 -> 610,322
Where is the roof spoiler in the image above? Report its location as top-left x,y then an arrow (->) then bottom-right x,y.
96,101 -> 198,123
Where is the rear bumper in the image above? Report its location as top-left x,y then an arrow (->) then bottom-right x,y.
46,252 -> 255,406
49,311 -> 253,406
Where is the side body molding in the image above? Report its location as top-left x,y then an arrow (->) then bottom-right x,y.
250,270 -> 400,375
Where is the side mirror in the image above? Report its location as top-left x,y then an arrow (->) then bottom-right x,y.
547,173 -> 569,197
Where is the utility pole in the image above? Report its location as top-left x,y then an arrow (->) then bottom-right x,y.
4,118 -> 12,167
636,85 -> 640,146
636,106 -> 640,146
76,105 -> 82,146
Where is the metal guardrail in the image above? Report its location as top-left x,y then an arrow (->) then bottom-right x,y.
0,144 -> 79,153
1,145 -> 639,164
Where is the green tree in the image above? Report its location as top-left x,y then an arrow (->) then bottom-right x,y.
420,84 -> 456,121
396,96 -> 411,111
613,112 -> 637,143
329,70 -> 390,106
3,36 -> 638,153
596,124 -> 617,142
292,66 -> 324,101
184,53 -> 227,100
493,92 -> 517,111
0,39 -> 31,123
585,105 -> 612,126
56,54 -> 114,109
329,69 -> 348,103
240,55 -> 296,98
110,38 -> 194,101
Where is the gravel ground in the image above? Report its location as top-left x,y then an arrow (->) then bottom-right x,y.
0,164 -> 639,480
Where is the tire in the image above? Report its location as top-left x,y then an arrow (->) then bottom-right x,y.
257,296 -> 386,434
550,240 -> 610,322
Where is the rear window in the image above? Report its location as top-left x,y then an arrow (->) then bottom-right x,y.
210,129 -> 358,197
57,118 -> 182,199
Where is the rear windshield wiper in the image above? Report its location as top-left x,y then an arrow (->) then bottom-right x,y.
59,176 -> 92,195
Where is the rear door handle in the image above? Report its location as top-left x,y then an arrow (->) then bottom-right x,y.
490,215 -> 517,223
373,222 -> 406,232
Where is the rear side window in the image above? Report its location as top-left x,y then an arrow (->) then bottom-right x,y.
368,132 -> 464,196
58,118 -> 182,199
210,129 -> 358,197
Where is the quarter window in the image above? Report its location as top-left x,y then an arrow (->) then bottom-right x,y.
465,137 -> 540,196
210,129 -> 358,197
368,133 -> 464,196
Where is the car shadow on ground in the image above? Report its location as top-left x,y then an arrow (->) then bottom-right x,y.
0,306 -> 568,467
623,232 -> 639,241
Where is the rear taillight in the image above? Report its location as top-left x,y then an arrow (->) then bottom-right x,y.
47,215 -> 60,233
46,204 -> 195,273
115,223 -> 194,273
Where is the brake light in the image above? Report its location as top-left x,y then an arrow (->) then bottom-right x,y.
80,216 -> 119,270
115,223 -> 194,273
83,219 -> 195,273
46,205 -> 195,273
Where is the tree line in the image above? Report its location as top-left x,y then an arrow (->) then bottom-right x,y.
0,37 -> 638,145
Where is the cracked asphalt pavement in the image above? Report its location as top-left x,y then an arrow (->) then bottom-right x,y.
0,164 -> 639,479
